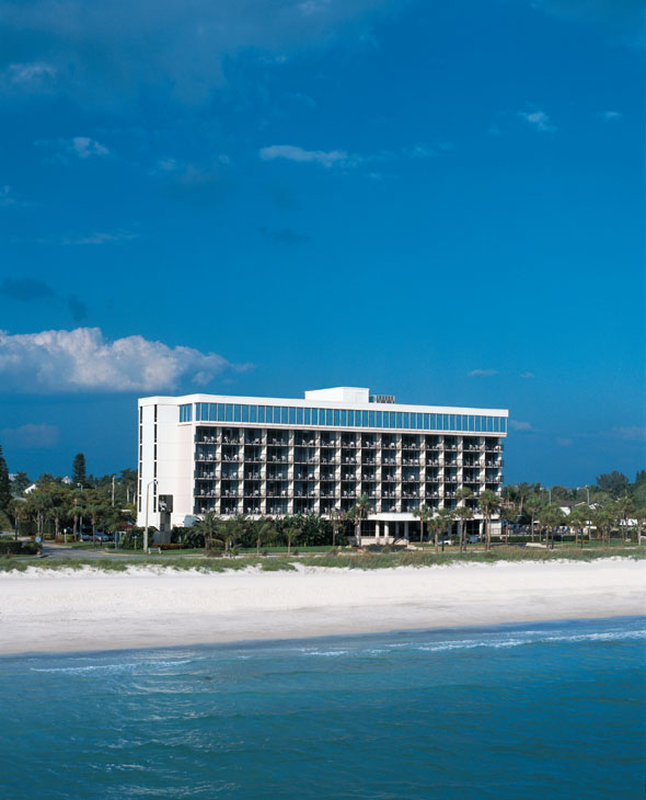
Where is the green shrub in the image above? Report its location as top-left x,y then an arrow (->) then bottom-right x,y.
0,539 -> 41,556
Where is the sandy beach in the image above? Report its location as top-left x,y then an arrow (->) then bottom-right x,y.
0,558 -> 643,655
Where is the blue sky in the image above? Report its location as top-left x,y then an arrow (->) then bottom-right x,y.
0,0 -> 644,486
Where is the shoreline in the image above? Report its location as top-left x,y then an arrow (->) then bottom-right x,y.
0,558 -> 643,657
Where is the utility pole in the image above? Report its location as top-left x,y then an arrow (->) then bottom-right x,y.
144,479 -> 157,553
111,474 -> 116,507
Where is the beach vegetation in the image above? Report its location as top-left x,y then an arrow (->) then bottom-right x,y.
478,490 -> 500,551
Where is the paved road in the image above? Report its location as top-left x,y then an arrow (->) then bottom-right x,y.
42,543 -> 130,560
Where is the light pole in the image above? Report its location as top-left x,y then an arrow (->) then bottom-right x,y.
143,479 -> 157,554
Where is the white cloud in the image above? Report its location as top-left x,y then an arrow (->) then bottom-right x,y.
259,141 -> 452,170
468,369 -> 498,377
70,136 -> 109,159
556,437 -> 573,447
0,0 -> 400,108
517,110 -> 556,133
35,136 -> 111,164
1,423 -> 59,449
61,231 -> 138,245
612,426 -> 646,441
510,420 -> 533,431
520,371 -> 535,379
0,185 -> 16,206
600,110 -> 622,121
3,61 -> 57,91
260,144 -> 354,168
0,328 -> 251,393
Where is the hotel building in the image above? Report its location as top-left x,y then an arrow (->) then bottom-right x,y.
137,387 -> 508,542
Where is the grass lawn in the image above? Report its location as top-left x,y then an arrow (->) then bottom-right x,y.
0,542 -> 643,572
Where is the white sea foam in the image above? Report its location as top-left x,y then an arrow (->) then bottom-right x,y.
30,658 -> 193,675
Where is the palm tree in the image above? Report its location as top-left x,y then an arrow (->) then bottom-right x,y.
615,495 -> 634,543
349,494 -> 371,547
25,489 -> 49,538
478,489 -> 500,552
592,503 -> 615,545
193,511 -> 223,552
427,515 -> 443,553
455,487 -> 473,551
500,504 -> 516,542
454,505 -> 473,551
85,491 -> 108,546
413,503 -> 433,544
524,494 -> 544,542
285,513 -> 305,555
255,519 -> 275,555
328,508 -> 345,548
220,517 -> 240,556
539,504 -> 564,550
516,482 -> 531,516
634,508 -> 646,546
567,504 -> 591,548
438,507 -> 454,551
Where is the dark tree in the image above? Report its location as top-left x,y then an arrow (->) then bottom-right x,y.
596,471 -> 629,497
10,471 -> 30,494
0,445 -> 11,512
72,453 -> 87,486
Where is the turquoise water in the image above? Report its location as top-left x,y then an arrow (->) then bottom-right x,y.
1,617 -> 644,799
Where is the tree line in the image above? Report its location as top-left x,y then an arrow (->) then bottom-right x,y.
0,449 -> 137,540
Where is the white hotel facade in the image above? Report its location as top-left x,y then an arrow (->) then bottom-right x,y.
137,387 -> 508,542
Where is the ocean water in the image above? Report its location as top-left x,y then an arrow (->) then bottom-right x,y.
1,617 -> 644,800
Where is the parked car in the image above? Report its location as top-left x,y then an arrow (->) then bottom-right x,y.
467,535 -> 481,544
80,530 -> 111,542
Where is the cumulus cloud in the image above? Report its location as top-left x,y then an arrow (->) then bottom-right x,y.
517,110 -> 556,133
0,423 -> 59,449
0,0 -> 400,108
468,369 -> 498,377
0,328 -> 250,393
260,144 -> 354,168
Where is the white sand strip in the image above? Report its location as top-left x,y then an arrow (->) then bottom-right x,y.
0,559 -> 643,655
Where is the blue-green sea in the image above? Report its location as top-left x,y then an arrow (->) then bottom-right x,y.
1,617 -> 644,799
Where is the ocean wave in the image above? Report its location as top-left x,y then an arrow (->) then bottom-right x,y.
30,658 -> 193,675
293,625 -> 646,659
